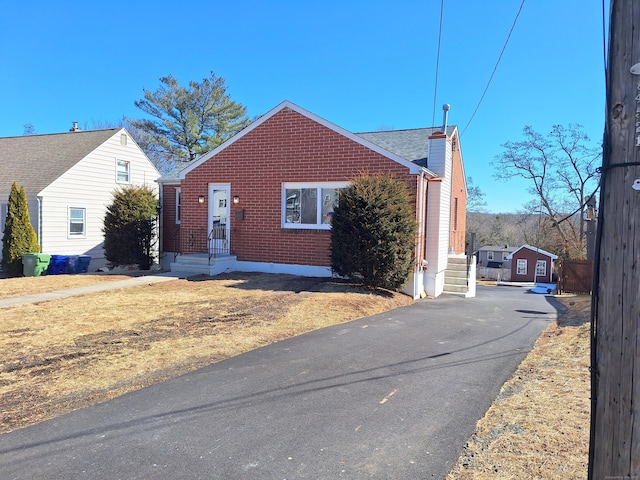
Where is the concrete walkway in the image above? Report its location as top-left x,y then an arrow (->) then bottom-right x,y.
0,284 -> 558,479
0,272 -> 184,309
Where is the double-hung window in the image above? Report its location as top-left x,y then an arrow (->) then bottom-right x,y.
536,260 -> 547,277
69,207 -> 86,237
487,251 -> 494,261
282,182 -> 345,230
116,159 -> 130,183
517,259 -> 527,275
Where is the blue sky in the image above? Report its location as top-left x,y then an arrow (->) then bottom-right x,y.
0,1 -> 607,213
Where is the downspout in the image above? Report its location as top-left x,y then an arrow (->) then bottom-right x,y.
415,171 -> 426,299
37,196 -> 43,252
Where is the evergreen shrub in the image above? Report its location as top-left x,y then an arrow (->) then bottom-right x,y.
103,185 -> 158,270
1,182 -> 40,276
330,172 -> 417,290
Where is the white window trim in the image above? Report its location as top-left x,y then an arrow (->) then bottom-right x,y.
487,251 -> 494,260
116,158 -> 131,184
68,207 -> 86,238
282,182 -> 347,230
502,252 -> 510,260
517,259 -> 527,275
175,188 -> 181,225
536,259 -> 547,277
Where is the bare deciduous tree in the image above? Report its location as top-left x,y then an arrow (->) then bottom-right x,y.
492,124 -> 600,258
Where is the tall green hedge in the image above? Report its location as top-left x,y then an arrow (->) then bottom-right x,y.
1,182 -> 40,276
330,173 -> 417,290
103,185 -> 158,270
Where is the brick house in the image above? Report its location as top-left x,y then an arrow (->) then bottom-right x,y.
507,244 -> 557,283
158,101 -> 470,298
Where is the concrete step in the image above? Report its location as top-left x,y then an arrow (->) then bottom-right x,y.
444,276 -> 467,286
443,283 -> 468,294
170,254 -> 237,277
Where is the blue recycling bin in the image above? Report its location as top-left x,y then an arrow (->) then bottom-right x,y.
75,255 -> 91,273
47,255 -> 70,275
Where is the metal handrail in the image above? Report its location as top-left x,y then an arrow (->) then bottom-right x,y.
208,224 -> 229,263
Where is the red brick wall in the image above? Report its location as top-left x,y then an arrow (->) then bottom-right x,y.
162,184 -> 180,252
449,132 -> 467,254
175,107 -> 415,267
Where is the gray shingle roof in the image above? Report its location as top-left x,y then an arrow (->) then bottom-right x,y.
356,126 -> 456,167
0,129 -> 119,194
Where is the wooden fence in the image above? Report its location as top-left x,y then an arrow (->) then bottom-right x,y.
558,260 -> 593,295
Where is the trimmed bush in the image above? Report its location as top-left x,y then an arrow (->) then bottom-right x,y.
330,173 -> 417,290
103,186 -> 158,270
1,182 -> 40,276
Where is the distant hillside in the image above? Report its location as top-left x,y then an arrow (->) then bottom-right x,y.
466,212 -> 584,259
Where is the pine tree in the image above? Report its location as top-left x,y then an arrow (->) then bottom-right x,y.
103,186 -> 158,270
330,173 -> 417,290
2,182 -> 40,276
126,72 -> 250,173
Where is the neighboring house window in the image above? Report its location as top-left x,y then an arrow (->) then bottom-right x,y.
487,251 -> 494,260
536,260 -> 547,277
116,159 -> 130,183
175,188 -> 181,224
502,252 -> 510,261
69,207 -> 86,237
517,259 -> 527,275
282,182 -> 346,229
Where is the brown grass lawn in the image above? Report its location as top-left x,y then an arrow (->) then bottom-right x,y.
447,294 -> 591,479
0,272 -> 412,434
0,274 -> 591,478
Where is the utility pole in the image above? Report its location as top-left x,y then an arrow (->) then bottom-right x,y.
589,0 -> 640,478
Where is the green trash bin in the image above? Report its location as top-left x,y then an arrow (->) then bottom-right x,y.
22,253 -> 51,277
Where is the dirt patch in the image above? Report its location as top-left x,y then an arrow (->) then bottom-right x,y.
446,294 -> 591,479
0,272 -> 412,434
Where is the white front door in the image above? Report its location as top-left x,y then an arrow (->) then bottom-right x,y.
208,185 -> 230,254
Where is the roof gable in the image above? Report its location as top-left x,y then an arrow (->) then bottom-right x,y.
507,244 -> 558,260
177,101 -> 433,180
0,128 -> 120,194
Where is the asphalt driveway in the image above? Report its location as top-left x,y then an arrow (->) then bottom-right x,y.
0,285 -> 557,479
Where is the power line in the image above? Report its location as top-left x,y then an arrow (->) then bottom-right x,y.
431,0 -> 445,127
460,0 -> 526,137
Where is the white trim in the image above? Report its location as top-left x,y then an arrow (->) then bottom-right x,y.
507,244 -> 558,260
175,187 -> 181,225
235,260 -> 333,277
178,101 -> 432,179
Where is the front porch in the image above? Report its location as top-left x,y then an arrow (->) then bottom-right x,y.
164,225 -> 236,276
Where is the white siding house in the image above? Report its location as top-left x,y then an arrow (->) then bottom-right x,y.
0,128 -> 160,270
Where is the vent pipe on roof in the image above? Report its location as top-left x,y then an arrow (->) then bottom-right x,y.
70,122 -> 81,132
441,104 -> 450,134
